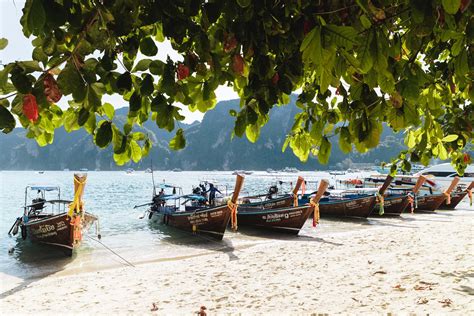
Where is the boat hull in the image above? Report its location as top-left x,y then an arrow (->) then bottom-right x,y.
371,195 -> 410,216
149,204 -> 231,240
238,195 -> 294,212
319,196 -> 376,218
439,191 -> 468,210
22,212 -> 97,256
415,194 -> 446,211
237,205 -> 313,234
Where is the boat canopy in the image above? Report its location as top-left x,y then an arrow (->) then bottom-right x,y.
156,183 -> 179,189
28,185 -> 60,191
182,194 -> 207,201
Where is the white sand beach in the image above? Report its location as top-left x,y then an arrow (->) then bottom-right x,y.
1,204 -> 473,314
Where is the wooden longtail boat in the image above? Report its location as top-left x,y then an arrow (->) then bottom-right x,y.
145,175 -> 244,240
370,176 -> 426,216
416,177 -> 460,211
236,177 -> 328,234
319,175 -> 393,218
8,174 -> 98,256
439,181 -> 474,209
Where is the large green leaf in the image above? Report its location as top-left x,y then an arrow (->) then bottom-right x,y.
139,37 -> 158,56
130,140 -> 142,162
169,128 -> 186,150
95,121 -> 113,148
0,38 -> 8,50
0,105 -> 15,133
442,0 -> 460,14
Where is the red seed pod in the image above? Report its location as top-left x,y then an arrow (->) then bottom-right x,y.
223,33 -> 238,53
460,0 -> 471,13
271,73 -> 279,85
43,73 -> 62,103
23,94 -> 39,122
232,54 -> 244,75
176,63 -> 190,80
303,20 -> 312,35
464,153 -> 470,164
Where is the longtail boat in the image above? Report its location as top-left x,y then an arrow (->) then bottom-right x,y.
415,177 -> 460,211
439,181 -> 474,209
365,176 -> 426,216
8,174 -> 98,256
142,175 -> 244,240
236,177 -> 327,234
300,176 -> 393,218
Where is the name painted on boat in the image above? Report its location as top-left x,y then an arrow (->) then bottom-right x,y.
262,210 -> 303,223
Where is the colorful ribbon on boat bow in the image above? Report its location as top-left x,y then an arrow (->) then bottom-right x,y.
68,176 -> 86,218
293,194 -> 298,207
468,189 -> 472,207
443,192 -> 451,205
376,192 -> 384,216
310,200 -> 320,227
227,199 -> 238,231
407,193 -> 414,214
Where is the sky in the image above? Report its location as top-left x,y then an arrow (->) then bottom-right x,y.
0,0 -> 239,123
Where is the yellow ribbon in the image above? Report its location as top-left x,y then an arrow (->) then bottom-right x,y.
227,199 -> 238,231
407,194 -> 414,214
310,200 -> 319,227
468,189 -> 472,207
376,192 -> 384,215
68,176 -> 86,218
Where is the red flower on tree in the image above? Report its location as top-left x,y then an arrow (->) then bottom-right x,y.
177,63 -> 190,80
23,94 -> 39,122
223,33 -> 237,53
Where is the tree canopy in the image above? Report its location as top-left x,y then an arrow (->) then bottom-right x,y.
0,0 -> 472,174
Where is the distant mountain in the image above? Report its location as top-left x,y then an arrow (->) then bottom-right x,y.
0,97 -> 407,170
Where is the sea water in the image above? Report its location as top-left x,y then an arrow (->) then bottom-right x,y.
0,170 -> 393,287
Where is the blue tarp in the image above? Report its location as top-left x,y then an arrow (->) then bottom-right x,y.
182,194 -> 207,201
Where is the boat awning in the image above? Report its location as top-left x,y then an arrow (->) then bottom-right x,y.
28,185 -> 60,191
182,194 -> 207,201
156,183 -> 179,189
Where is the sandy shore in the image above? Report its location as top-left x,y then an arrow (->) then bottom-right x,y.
1,204 -> 473,314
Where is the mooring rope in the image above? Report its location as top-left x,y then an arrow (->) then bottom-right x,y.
86,235 -> 135,268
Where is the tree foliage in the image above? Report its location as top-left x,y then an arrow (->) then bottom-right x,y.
0,0 -> 472,173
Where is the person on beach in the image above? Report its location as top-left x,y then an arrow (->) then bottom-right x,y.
206,183 -> 221,206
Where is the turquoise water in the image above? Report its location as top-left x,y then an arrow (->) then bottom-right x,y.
0,171 -> 334,279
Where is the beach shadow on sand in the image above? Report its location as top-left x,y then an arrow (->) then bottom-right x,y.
0,242 -> 72,299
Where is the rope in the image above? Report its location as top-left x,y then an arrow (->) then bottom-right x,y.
227,200 -> 238,231
376,192 -> 384,216
310,200 -> 320,227
86,235 -> 135,268
443,192 -> 451,205
407,193 -> 414,214
468,189 -> 472,207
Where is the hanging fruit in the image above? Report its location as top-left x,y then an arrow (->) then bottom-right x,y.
176,63 -> 190,80
43,73 -> 62,103
232,54 -> 244,76
271,73 -> 279,85
23,94 -> 39,122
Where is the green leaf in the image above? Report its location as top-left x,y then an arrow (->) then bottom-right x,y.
442,134 -> 458,142
102,103 -> 115,120
95,121 -> 113,148
130,140 -> 142,162
78,108 -> 90,126
442,0 -> 460,14
0,105 -> 15,133
0,38 -> 8,50
339,127 -> 352,153
116,72 -> 132,92
129,91 -> 142,112
139,37 -> 158,56
236,0 -> 251,8
140,74 -> 154,96
318,137 -> 331,164
169,128 -> 186,150
245,123 -> 260,143
133,59 -> 152,72
324,25 -> 358,49
142,138 -> 152,157
27,0 -> 46,35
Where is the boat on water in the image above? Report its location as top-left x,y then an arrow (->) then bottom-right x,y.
8,174 -> 99,256
138,175 -> 245,240
329,170 -> 346,176
125,168 -> 134,174
299,176 -> 393,218
232,170 -> 253,175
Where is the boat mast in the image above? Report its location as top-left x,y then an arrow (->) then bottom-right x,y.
150,159 -> 156,197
